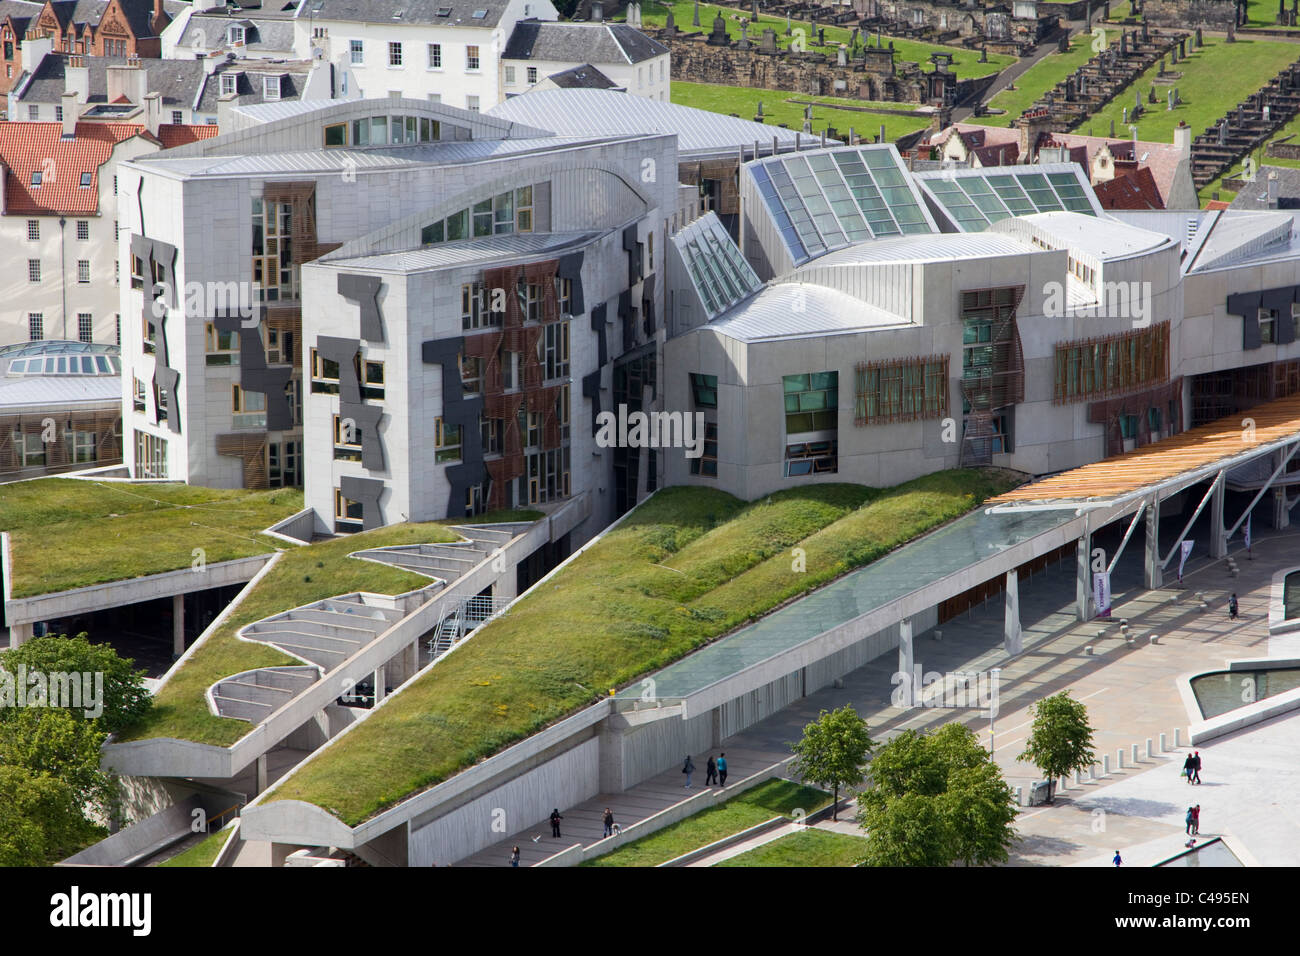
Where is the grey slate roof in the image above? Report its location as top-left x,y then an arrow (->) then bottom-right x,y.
302,0 -> 511,28
544,63 -> 618,89
178,13 -> 298,52
0,0 -> 41,31
502,21 -> 667,64
1227,165 -> 1300,212
195,60 -> 312,113
16,54 -> 207,108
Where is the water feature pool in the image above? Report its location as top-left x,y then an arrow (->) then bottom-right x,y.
1157,838 -> 1244,867
1190,668 -> 1300,719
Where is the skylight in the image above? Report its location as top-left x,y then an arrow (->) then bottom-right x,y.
913,165 -> 1099,231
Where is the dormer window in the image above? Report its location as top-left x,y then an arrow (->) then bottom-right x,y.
79,172 -> 92,187
263,75 -> 281,100
30,171 -> 41,186
229,25 -> 244,44
472,7 -> 487,17
436,5 -> 451,15
220,72 -> 237,95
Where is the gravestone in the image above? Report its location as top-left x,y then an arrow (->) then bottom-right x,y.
980,45 -> 988,62
693,0 -> 700,27
1228,22 -> 1235,41
665,9 -> 675,32
837,44 -> 847,66
752,0 -> 759,20
738,21 -> 750,49
1195,27 -> 1202,47
1122,106 -> 1128,124
707,12 -> 729,45
1219,120 -> 1228,145
785,13 -> 791,36
1119,30 -> 1127,54
1110,117 -> 1116,137
1171,47 -> 1177,65
1141,19 -> 1148,42
760,27 -> 778,52
1179,37 -> 1185,58
1167,89 -> 1174,110
1160,56 -> 1166,73
818,27 -> 825,45
851,27 -> 859,47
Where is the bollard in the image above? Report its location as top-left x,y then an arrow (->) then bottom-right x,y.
933,629 -> 942,642
1015,785 -> 1023,806
1160,732 -> 1167,752
1060,776 -> 1069,792
1146,738 -> 1153,758
1091,762 -> 1099,781
1103,755 -> 1111,774
1075,769 -> 1084,784
1118,748 -> 1125,769
1132,743 -> 1140,764
1175,727 -> 1182,748
1150,634 -> 1160,645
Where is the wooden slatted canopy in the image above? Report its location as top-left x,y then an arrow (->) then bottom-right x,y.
989,393 -> 1300,503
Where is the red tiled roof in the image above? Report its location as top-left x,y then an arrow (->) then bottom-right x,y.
0,121 -> 144,215
1204,199 -> 1231,211
1093,166 -> 1165,210
156,123 -> 219,149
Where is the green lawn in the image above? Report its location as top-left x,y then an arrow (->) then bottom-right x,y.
584,779 -> 829,867
116,515 -> 537,747
0,480 -> 302,598
626,1 -> 1015,78
1083,37 -> 1299,146
1243,0 -> 1300,28
714,827 -> 865,866
158,825 -> 232,868
1196,111 -> 1300,203
268,468 -> 1020,825
970,35 -> 1098,127
671,80 -> 934,142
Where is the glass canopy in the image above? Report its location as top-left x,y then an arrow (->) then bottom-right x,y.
914,165 -> 1099,231
674,212 -> 762,320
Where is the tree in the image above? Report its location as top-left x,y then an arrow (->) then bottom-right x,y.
859,723 -> 1018,866
788,705 -> 874,820
1018,691 -> 1096,803
0,708 -> 113,816
0,633 -> 151,734
0,766 -> 103,866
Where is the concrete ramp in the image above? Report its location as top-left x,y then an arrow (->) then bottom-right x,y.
59,793 -> 236,867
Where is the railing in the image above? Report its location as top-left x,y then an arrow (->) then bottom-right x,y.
207,802 -> 242,833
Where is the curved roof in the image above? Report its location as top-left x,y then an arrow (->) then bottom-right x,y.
802,231 -> 1030,267
998,211 -> 1173,260
705,282 -> 909,342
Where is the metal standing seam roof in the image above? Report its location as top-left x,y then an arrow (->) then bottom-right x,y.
913,163 -> 1102,231
316,231 -> 601,272
672,211 -> 762,321
992,210 -> 1173,261
0,375 -> 121,409
746,145 -> 939,267
485,88 -> 819,159
704,283 -> 910,343
989,393 -> 1300,504
798,231 -> 1031,267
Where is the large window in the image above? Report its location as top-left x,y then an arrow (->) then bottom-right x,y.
435,417 -> 462,463
13,432 -> 45,467
310,348 -> 341,393
206,324 -> 240,365
783,371 -> 838,477
689,421 -> 719,478
854,356 -> 948,425
65,429 -> 97,464
232,384 -> 267,428
333,414 -> 362,461
690,373 -> 718,408
542,320 -> 569,380
252,197 -> 298,302
422,186 -> 536,245
461,282 -> 502,329
135,431 -> 167,478
1053,322 -> 1170,404
388,41 -> 402,66
521,447 -> 569,505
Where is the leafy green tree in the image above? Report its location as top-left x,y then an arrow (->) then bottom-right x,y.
859,723 -> 1018,866
0,708 -> 113,815
1018,691 -> 1096,803
0,766 -> 103,866
0,633 -> 151,734
788,705 -> 874,820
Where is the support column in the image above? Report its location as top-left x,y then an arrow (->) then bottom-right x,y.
256,753 -> 268,795
1275,488 -> 1291,530
8,622 -> 33,648
1004,569 -> 1022,655
897,617 -> 913,683
1076,535 -> 1091,621
1144,495 -> 1163,590
172,593 -> 185,658
373,665 -> 387,705
1210,475 -> 1227,558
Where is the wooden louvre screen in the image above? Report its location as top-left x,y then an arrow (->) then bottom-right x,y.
1053,321 -> 1170,405
216,433 -> 269,489
854,354 -> 949,426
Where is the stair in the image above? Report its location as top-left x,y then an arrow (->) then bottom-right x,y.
1191,60 -> 1300,188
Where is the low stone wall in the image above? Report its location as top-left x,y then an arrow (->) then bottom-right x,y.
1141,0 -> 1236,29
1266,141 -> 1300,160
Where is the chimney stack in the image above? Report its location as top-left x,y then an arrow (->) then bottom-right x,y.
0,162 -> 7,215
143,90 -> 162,137
1268,170 -> 1280,208
64,54 -> 90,101
591,1 -> 603,21
1173,120 -> 1191,157
60,90 -> 77,138
217,90 -> 239,130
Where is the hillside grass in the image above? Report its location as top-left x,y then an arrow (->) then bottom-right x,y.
0,480 -> 302,598
268,468 -> 1019,825
969,34 -> 1097,127
715,827 -> 865,866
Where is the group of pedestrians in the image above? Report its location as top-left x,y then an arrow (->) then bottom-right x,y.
682,752 -> 727,788
1184,804 -> 1201,836
1182,751 -> 1202,784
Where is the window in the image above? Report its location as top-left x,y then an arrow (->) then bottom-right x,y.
462,283 -> 500,329
30,170 -> 41,186
172,110 -> 183,124
428,42 -> 441,68
135,431 -> 167,478
435,417 -> 462,463
232,384 -> 267,428
28,259 -> 40,282
504,65 -> 515,84
133,377 -> 147,411
66,429 -> 96,463
854,356 -> 948,424
229,25 -> 245,44
472,198 -> 493,238
263,75 -> 281,100
527,66 -> 537,84
13,431 -> 46,467
28,313 -> 43,341
520,447 -> 569,504
27,105 -> 37,120
459,353 -> 484,394
515,185 -> 533,232
142,312 -> 157,353
479,412 -> 502,454
310,348 -> 341,393
77,259 -> 90,283
388,41 -> 402,66
221,72 -> 237,95
690,373 -> 718,408
26,220 -> 38,241
205,323 -> 240,365
115,315 -> 120,344
689,422 -> 718,477
783,372 -> 838,477
1053,323 -> 1170,403
500,350 -> 519,390
1119,413 -> 1139,440
556,276 -> 572,314
542,320 -> 569,380
335,489 -> 363,524
79,171 -> 92,187
251,196 -> 299,302
77,313 -> 92,342
1259,308 -> 1277,345
1293,303 -> 1300,339
517,280 -> 543,320
268,439 -> 302,488
324,122 -> 347,147
466,45 -> 480,70
466,95 -> 480,112
350,39 -> 363,64
76,220 -> 89,240
361,359 -> 385,399
333,414 -> 362,461
264,324 -> 291,364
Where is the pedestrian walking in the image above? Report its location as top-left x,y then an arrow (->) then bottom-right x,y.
1183,752 -> 1195,783
510,846 -> 520,867
1185,806 -> 1195,835
1191,751 -> 1202,785
1112,850 -> 1122,867
549,808 -> 563,838
705,754 -> 718,786
717,752 -> 728,787
602,807 -> 615,838
1192,804 -> 1200,835
1229,593 -> 1239,620
682,754 -> 695,788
